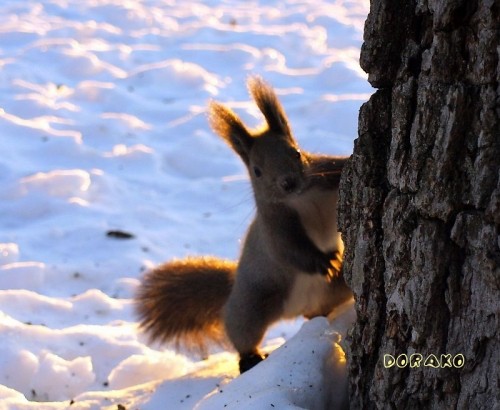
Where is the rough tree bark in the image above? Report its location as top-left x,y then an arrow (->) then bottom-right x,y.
338,0 -> 499,408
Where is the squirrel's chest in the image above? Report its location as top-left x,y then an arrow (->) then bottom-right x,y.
282,274 -> 332,318
290,188 -> 342,253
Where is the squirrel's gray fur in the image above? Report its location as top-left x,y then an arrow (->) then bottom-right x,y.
136,76 -> 352,373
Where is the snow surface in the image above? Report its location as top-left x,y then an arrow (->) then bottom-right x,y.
0,0 -> 370,408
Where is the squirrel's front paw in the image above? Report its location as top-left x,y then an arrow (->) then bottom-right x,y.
317,251 -> 342,277
316,256 -> 332,276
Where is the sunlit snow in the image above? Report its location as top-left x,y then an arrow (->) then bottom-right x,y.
0,0 -> 370,408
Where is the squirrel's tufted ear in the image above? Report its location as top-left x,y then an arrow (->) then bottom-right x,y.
208,101 -> 254,165
247,76 -> 292,137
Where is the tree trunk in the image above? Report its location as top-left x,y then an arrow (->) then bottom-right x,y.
338,0 -> 499,408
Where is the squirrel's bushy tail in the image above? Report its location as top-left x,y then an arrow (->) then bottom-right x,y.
135,257 -> 236,352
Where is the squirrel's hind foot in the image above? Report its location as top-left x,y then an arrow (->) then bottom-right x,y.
239,352 -> 268,373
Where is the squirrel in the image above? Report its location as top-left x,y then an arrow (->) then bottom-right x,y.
135,76 -> 353,373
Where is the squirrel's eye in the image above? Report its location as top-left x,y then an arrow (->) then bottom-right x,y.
295,149 -> 301,159
253,166 -> 262,177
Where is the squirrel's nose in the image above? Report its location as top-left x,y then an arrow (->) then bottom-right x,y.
279,176 -> 298,193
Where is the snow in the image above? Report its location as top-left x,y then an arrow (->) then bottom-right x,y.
0,0 -> 370,408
